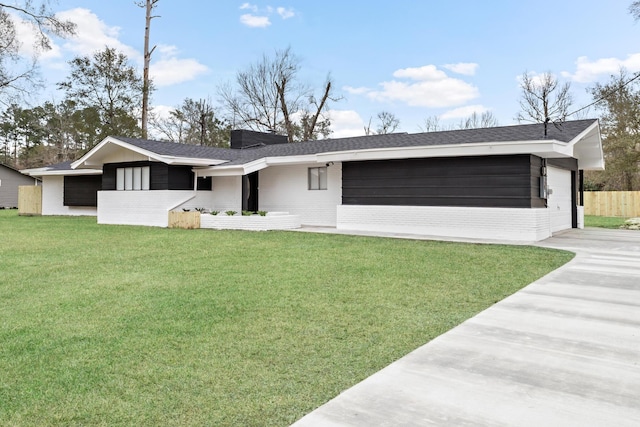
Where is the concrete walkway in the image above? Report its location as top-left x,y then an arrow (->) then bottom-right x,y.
291,228 -> 640,427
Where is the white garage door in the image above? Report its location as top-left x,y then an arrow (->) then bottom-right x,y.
547,166 -> 573,233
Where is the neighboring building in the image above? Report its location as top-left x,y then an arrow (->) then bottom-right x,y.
22,119 -> 604,241
0,163 -> 40,208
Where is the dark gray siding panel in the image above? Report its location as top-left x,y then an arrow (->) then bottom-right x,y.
103,161 -> 157,190
64,175 -> 102,206
0,165 -> 36,207
103,162 -> 194,190
168,166 -> 193,190
343,155 -> 544,208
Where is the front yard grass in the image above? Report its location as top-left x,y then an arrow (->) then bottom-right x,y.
584,215 -> 628,229
0,210 -> 573,426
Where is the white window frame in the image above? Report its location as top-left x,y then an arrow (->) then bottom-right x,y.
308,166 -> 327,190
116,166 -> 150,191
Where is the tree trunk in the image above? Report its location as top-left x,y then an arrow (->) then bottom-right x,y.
304,81 -> 331,141
141,0 -> 157,140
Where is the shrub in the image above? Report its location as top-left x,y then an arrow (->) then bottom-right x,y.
257,210 -> 267,216
241,210 -> 254,216
225,211 -> 237,216
210,211 -> 219,216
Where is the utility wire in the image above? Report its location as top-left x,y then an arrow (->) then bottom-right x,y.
566,70 -> 640,118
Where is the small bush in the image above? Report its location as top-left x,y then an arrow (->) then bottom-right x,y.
621,217 -> 640,230
210,211 -> 219,216
182,208 -> 190,212
195,207 -> 206,213
241,210 -> 254,216
257,210 -> 267,216
225,210 -> 237,216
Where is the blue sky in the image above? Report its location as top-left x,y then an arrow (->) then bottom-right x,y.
14,0 -> 640,137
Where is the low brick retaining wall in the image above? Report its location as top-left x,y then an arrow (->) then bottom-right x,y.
200,212 -> 301,231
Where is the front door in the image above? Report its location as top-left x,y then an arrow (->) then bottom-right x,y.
242,172 -> 259,212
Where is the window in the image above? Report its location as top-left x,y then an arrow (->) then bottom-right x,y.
308,167 -> 327,190
116,166 -> 150,190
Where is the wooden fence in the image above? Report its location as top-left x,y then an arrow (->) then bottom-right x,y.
168,211 -> 201,229
583,191 -> 640,217
18,185 -> 42,216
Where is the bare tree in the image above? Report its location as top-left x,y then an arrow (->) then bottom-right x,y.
0,1 -> 76,104
517,71 -> 572,125
220,47 -> 339,142
376,111 -> 400,134
138,0 -> 159,139
419,115 -> 442,132
365,111 -> 400,135
458,111 -> 499,129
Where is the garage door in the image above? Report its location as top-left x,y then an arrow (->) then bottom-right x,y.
547,166 -> 573,233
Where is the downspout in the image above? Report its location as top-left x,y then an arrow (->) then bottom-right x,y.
167,169 -> 199,212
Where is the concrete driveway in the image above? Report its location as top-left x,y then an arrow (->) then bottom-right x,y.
291,228 -> 640,427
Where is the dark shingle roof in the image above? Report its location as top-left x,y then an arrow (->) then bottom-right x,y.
115,119 -> 597,166
114,137 -> 242,161
46,161 -> 75,170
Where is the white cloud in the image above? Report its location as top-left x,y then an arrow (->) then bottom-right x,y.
150,44 -> 209,86
240,3 -> 258,12
240,14 -> 271,28
239,5 -> 294,27
444,62 -> 478,76
343,86 -> 370,95
439,104 -> 488,120
364,65 -> 479,108
277,7 -> 295,19
562,54 -> 640,83
393,65 -> 448,81
327,110 -> 366,138
56,8 -> 139,59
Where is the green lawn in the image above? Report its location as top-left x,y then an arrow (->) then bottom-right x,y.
584,215 -> 628,229
0,210 -> 573,426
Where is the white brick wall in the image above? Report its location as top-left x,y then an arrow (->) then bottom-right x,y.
259,163 -> 342,226
98,190 -> 195,227
200,213 -> 301,231
337,205 -> 552,242
210,176 -> 242,212
41,176 -> 97,216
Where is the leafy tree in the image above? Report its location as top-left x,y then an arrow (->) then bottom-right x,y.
0,100 -> 102,168
58,47 -> 143,141
587,69 -> 640,191
630,1 -> 640,20
517,71 -> 572,126
219,47 -> 339,142
0,1 -> 75,104
0,103 -> 49,167
41,100 -> 101,158
152,98 -> 230,147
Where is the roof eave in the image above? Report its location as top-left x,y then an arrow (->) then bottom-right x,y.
71,136 -> 230,169
21,167 -> 102,177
